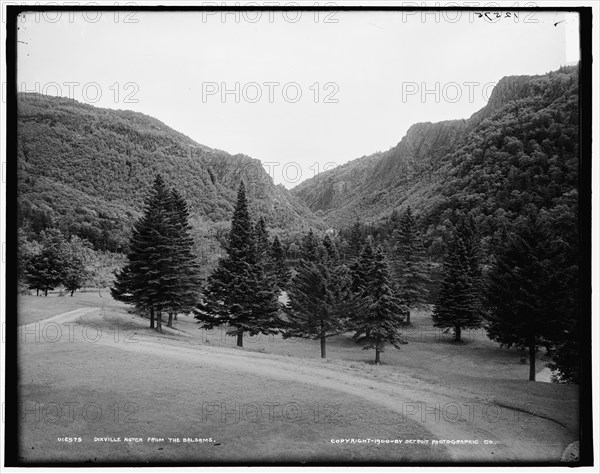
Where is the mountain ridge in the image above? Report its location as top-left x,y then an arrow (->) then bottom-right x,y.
17,92 -> 323,252
291,66 -> 579,233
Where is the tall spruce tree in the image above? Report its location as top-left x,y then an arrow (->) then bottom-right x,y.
541,201 -> 581,384
270,235 -> 291,291
110,176 -> 198,330
353,246 -> 406,364
247,217 -> 283,339
254,217 -> 270,263
351,242 -> 374,294
164,189 -> 201,327
300,228 -> 320,261
485,217 -> 566,381
284,233 -> 350,358
392,207 -> 430,324
111,175 -> 182,331
432,214 -> 482,342
347,220 -> 363,261
196,182 -> 281,347
347,242 -> 376,337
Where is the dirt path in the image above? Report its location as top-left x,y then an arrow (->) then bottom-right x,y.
30,308 -> 575,462
18,307 -> 101,327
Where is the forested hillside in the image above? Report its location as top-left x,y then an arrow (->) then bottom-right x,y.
292,66 -> 580,256
17,93 -> 322,253
17,65 -> 580,276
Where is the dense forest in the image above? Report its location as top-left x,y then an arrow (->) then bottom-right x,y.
16,93 -> 322,258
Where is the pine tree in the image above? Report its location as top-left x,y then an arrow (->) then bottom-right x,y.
164,189 -> 201,327
300,228 -> 320,262
347,220 -> 363,261
322,234 -> 339,262
111,175 -> 185,331
351,242 -> 375,291
541,202 -> 581,384
254,217 -> 270,264
284,233 -> 350,358
134,175 -> 180,331
485,217 -> 566,381
270,236 -> 291,291
111,264 -> 138,306
347,242 -> 376,335
392,207 -> 430,324
353,246 -> 406,364
247,217 -> 282,340
432,214 -> 482,342
196,182 -> 281,346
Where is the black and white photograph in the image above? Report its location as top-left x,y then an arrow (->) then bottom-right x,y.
2,1 -> 597,470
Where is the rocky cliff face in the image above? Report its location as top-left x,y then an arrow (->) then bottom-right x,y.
292,66 -> 579,229
292,119 -> 469,228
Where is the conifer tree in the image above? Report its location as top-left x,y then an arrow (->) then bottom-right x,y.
347,220 -> 363,261
485,217 -> 565,381
254,217 -> 270,264
115,176 -> 166,329
350,242 -> 374,294
432,214 -> 482,342
164,189 -> 201,327
270,236 -> 291,291
111,264 -> 138,304
284,232 -> 350,358
247,217 -> 282,339
392,207 -> 430,324
322,234 -> 339,262
347,242 -> 376,336
300,228 -> 320,261
111,175 -> 197,331
196,182 -> 281,346
353,246 -> 406,363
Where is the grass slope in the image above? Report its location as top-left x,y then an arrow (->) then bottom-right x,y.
16,293 -> 578,463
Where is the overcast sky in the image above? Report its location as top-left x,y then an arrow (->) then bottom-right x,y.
16,9 -> 579,187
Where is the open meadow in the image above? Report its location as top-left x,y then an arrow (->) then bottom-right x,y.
16,291 -> 579,464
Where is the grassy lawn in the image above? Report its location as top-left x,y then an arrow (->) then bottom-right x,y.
15,293 -> 578,463
18,323 -> 448,463
170,307 -> 578,433
192,306 -> 550,380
